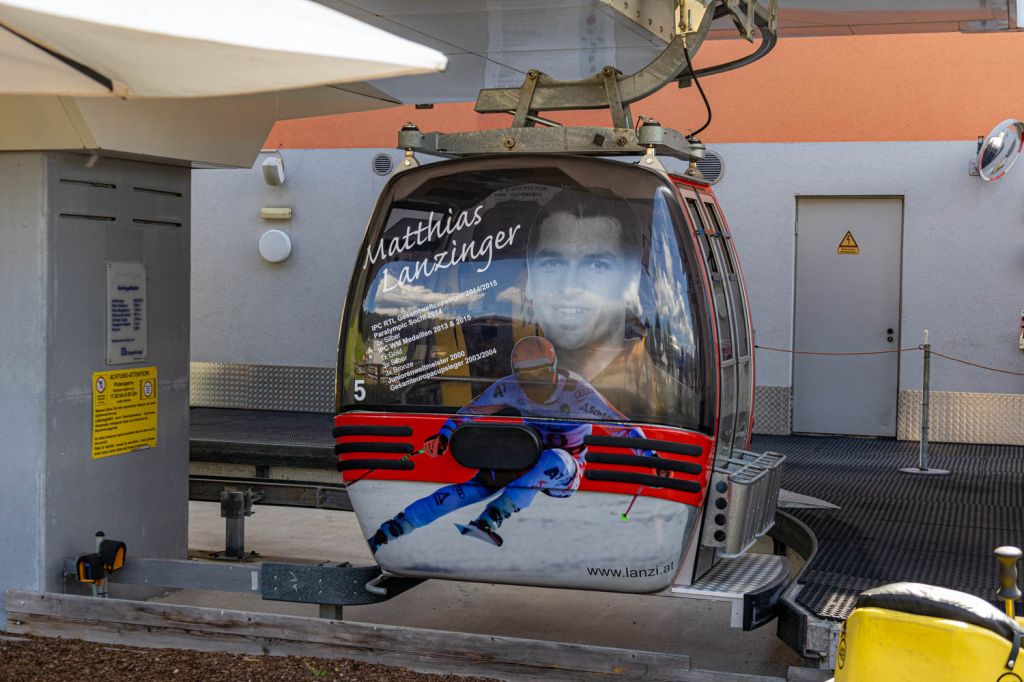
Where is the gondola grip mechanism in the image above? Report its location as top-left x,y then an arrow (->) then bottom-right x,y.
396,123 -> 422,173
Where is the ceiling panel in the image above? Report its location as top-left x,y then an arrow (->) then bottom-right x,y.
319,0 -> 1016,103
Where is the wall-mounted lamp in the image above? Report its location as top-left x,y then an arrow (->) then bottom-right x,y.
262,155 -> 285,185
259,229 -> 292,263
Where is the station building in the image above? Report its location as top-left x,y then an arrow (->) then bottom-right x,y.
192,30 -> 1024,445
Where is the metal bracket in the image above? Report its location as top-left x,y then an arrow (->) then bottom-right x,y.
261,562 -> 422,606
61,556 -> 424,608
474,30 -> 712,123
409,124 -> 705,162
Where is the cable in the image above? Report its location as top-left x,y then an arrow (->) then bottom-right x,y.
755,344 -> 919,356
930,350 -> 1024,377
681,43 -> 712,138
756,343 -> 1024,377
689,24 -> 777,79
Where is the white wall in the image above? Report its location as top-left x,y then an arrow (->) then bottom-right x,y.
192,149 -> 395,367
711,141 -> 1024,395
191,142 -> 1024,400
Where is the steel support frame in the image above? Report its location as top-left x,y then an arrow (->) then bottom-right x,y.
61,557 -> 422,608
189,475 -> 352,512
402,0 -> 778,162
412,125 -> 702,162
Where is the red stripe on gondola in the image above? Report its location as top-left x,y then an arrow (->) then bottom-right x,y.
333,411 -> 714,507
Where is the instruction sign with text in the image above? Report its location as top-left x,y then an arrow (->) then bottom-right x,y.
106,261 -> 147,364
92,366 -> 158,459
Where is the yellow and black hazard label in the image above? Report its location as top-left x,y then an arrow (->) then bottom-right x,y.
837,231 -> 859,255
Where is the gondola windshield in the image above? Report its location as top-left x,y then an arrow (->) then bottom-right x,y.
341,156 -> 713,432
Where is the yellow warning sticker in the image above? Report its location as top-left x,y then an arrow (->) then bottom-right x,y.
92,366 -> 157,459
837,231 -> 859,255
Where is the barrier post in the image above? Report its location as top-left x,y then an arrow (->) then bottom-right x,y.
900,330 -> 950,476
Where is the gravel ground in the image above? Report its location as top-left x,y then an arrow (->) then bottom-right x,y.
0,633 -> 495,682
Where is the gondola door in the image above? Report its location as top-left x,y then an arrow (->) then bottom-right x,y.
701,197 -> 753,451
678,186 -> 740,460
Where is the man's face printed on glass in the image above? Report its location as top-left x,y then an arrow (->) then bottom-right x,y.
343,157 -> 711,433
527,200 -> 639,353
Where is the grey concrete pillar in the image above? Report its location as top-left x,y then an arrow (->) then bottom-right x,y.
0,152 -> 190,625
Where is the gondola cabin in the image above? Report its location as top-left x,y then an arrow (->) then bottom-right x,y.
335,154 -> 780,593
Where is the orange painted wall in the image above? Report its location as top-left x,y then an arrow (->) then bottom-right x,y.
265,31 -> 1024,149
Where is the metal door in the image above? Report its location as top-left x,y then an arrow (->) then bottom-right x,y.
793,197 -> 903,436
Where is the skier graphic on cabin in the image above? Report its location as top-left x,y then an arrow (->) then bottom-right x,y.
367,335 -> 653,552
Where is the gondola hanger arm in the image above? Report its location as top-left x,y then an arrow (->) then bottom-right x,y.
474,0 -> 776,120
398,0 -> 777,163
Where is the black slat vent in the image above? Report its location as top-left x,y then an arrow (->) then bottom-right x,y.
60,178 -> 115,189
333,424 -> 413,438
372,153 -> 394,176
583,435 -> 702,458
337,458 -> 414,472
59,213 -> 115,221
584,470 -> 701,493
133,186 -> 183,198
133,218 -> 182,227
335,441 -> 413,455
585,452 -> 702,475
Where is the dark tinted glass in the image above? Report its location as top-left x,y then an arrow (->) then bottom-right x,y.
340,156 -> 713,432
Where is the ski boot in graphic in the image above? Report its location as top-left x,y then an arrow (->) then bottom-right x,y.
454,518 -> 504,547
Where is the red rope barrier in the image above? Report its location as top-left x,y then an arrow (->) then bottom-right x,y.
929,350 -> 1024,377
754,344 -> 918,356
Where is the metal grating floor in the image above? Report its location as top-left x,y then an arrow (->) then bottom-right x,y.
753,434 -> 1024,621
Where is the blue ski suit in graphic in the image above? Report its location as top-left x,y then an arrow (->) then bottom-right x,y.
376,369 -> 650,546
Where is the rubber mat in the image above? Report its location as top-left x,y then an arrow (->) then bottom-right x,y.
753,434 -> 1024,621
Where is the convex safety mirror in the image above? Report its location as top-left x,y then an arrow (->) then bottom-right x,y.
976,119 -> 1024,182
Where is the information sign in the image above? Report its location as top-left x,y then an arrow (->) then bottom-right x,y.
106,261 -> 147,364
91,366 -> 158,459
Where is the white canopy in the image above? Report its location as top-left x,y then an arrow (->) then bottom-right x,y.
0,0 -> 448,98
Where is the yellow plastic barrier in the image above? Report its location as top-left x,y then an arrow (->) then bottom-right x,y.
835,607 -> 1024,681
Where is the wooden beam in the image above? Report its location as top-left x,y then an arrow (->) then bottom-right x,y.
4,590 -> 782,682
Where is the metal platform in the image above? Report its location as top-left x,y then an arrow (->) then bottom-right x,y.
669,553 -> 789,630
190,407 -> 334,463
189,408 -> 344,510
755,434 -> 1024,624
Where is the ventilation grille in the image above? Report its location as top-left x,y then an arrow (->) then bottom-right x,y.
58,172 -> 185,225
372,153 -> 394,176
696,150 -> 725,185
